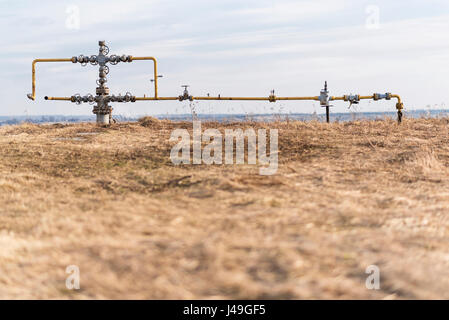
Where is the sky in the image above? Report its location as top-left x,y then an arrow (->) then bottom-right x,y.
1,0 -> 449,116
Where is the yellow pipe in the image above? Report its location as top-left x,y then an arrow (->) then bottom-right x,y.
136,96 -> 320,102
130,57 -> 158,99
192,96 -> 319,101
276,97 -> 319,101
135,97 -> 178,101
391,94 -> 403,111
331,95 -> 376,101
194,97 -> 270,101
391,94 -> 402,104
29,58 -> 73,100
331,94 -> 402,106
45,96 -> 72,101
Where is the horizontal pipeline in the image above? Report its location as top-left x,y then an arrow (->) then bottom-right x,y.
331,94 -> 403,109
135,97 -> 178,101
45,94 -> 402,105
44,96 -> 72,101
191,96 -> 319,101
46,96 -> 321,102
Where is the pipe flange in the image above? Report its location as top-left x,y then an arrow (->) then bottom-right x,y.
109,55 -> 118,65
89,55 -> 98,65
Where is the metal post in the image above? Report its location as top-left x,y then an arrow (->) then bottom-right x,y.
326,106 -> 330,123
398,110 -> 403,123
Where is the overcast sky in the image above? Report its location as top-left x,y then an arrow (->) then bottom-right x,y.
1,0 -> 449,116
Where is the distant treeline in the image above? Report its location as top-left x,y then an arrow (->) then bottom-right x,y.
0,110 -> 447,126
0,115 -> 137,126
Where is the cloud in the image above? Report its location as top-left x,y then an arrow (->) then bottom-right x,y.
229,0 -> 349,22
1,0 -> 449,116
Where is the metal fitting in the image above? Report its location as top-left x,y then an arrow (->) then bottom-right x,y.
344,94 -> 360,104
96,87 -> 110,95
373,93 -> 392,101
77,55 -> 90,64
319,82 -> 329,107
268,90 -> 276,102
89,55 -> 98,65
71,94 -> 82,104
179,85 -> 193,101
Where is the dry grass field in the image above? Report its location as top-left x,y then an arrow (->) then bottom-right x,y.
1,117 -> 449,299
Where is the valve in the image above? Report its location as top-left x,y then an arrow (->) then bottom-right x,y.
89,55 -> 98,65
344,94 -> 360,108
71,94 -> 82,104
269,90 -> 276,102
179,85 -> 193,101
320,81 -> 333,123
319,81 -> 329,107
76,54 -> 90,66
109,55 -> 119,65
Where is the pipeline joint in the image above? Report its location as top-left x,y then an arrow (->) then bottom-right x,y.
373,93 -> 392,101
319,81 -> 330,107
344,94 -> 360,104
268,90 -> 276,102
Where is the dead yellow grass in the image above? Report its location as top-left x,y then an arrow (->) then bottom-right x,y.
0,118 -> 449,299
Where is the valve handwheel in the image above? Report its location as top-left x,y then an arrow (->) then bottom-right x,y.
102,45 -> 109,55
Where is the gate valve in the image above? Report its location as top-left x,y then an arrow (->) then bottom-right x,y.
268,90 -> 276,102
179,85 -> 193,101
319,81 -> 330,107
344,94 -> 360,108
